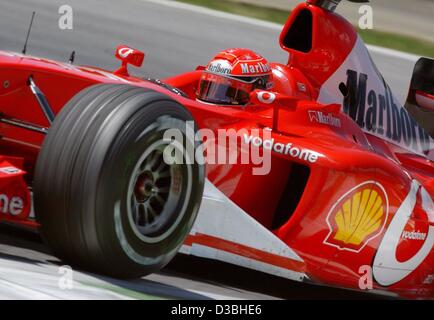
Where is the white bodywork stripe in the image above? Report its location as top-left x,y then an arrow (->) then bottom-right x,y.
181,180 -> 306,282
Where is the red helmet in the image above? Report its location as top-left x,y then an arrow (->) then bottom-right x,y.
197,48 -> 273,106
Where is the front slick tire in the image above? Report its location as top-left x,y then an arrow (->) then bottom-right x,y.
34,84 -> 204,278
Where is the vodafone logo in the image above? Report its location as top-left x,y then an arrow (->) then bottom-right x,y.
401,230 -> 427,241
118,47 -> 134,58
373,180 -> 434,286
257,91 -> 276,104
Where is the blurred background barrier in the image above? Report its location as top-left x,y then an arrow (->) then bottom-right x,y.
225,0 -> 434,42
177,0 -> 434,57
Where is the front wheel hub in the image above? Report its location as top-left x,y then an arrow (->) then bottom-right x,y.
134,171 -> 156,202
127,141 -> 189,244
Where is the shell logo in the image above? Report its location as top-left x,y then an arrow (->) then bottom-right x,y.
324,181 -> 389,252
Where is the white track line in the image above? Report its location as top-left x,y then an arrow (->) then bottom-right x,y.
142,0 -> 421,62
366,45 -> 419,62
143,0 -> 284,30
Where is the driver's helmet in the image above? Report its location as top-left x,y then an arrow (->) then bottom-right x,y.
197,48 -> 273,106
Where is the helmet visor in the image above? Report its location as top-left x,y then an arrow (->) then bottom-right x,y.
197,72 -> 253,105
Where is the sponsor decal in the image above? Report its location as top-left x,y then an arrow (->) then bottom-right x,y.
240,62 -> 271,75
401,230 -> 427,241
324,181 -> 389,252
423,274 -> 434,284
373,180 -> 434,286
297,82 -> 307,92
118,47 -> 134,58
343,69 -> 431,155
257,91 -> 276,104
243,134 -> 319,163
396,217 -> 429,262
207,61 -> 232,75
317,37 -> 433,159
0,166 -> 22,174
0,193 -> 24,216
308,111 -> 341,128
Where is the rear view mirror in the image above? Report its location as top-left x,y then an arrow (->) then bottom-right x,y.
249,90 -> 297,108
405,57 -> 434,138
415,91 -> 434,111
114,45 -> 145,76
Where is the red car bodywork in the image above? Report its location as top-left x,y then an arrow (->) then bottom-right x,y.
0,1 -> 432,298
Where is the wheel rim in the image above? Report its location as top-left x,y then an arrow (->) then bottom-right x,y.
127,139 -> 192,244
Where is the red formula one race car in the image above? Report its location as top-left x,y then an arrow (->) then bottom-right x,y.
0,0 -> 433,299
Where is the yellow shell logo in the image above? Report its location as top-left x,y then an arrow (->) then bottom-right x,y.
324,182 -> 389,252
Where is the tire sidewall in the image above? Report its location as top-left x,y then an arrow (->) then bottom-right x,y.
95,99 -> 204,272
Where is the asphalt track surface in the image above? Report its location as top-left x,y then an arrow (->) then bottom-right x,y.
0,0 -> 419,299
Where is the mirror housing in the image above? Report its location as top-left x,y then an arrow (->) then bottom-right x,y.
114,45 -> 145,76
249,90 -> 298,131
249,90 -> 298,109
249,90 -> 341,132
405,57 -> 434,138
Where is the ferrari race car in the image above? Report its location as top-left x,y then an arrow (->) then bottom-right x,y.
0,0 -> 433,299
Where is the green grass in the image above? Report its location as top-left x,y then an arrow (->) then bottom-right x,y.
180,0 -> 291,23
177,0 -> 434,58
357,29 -> 434,57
